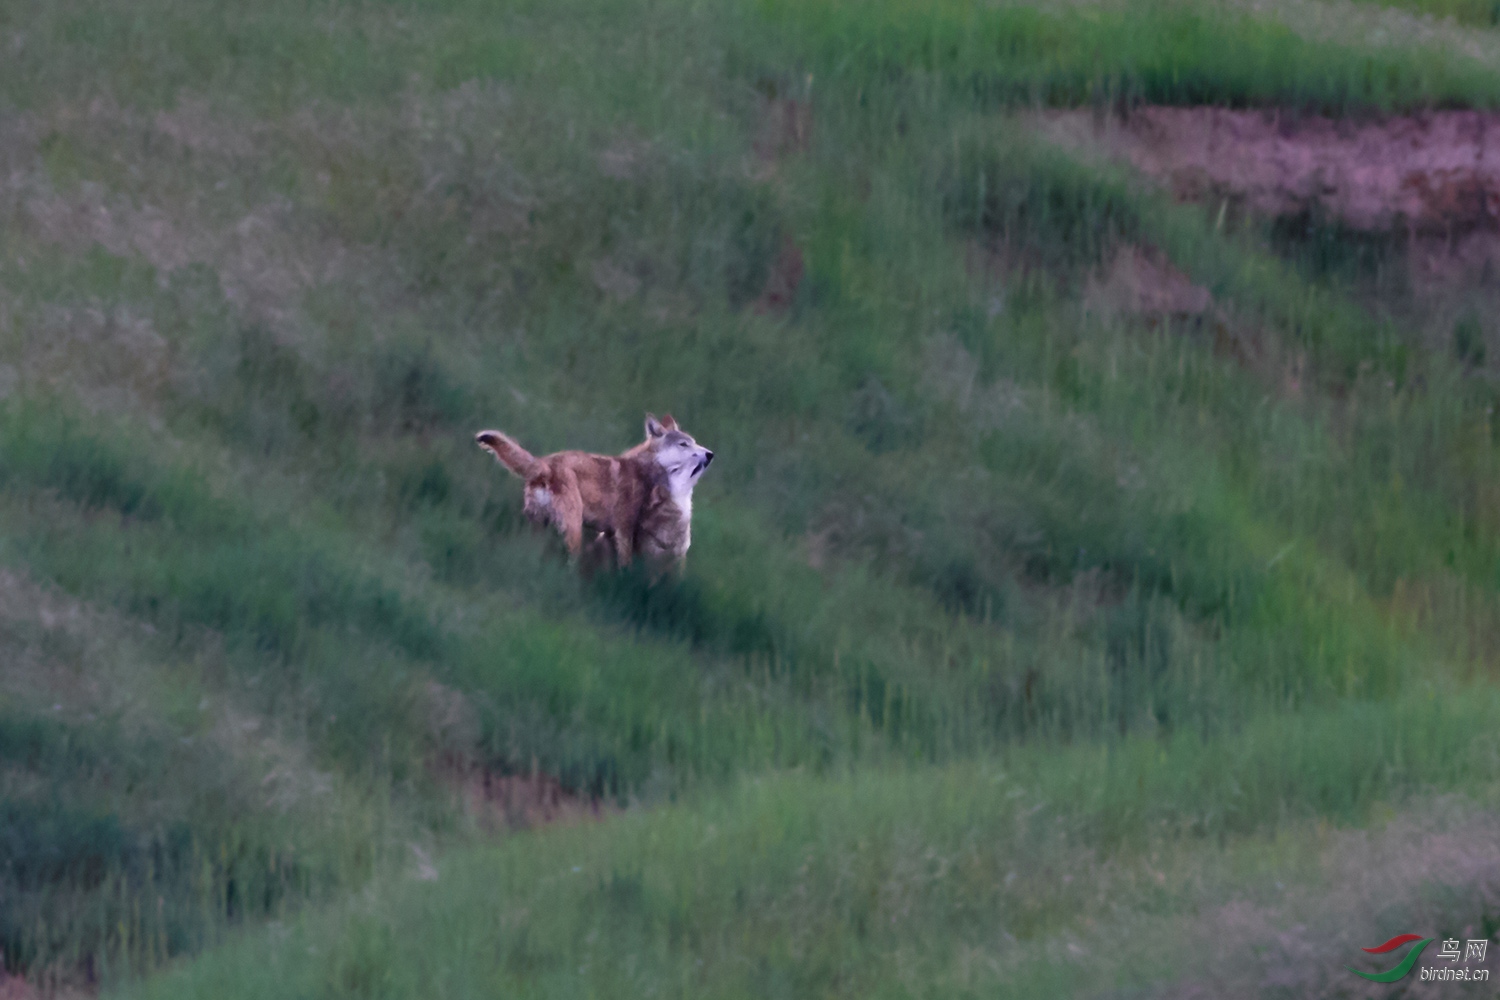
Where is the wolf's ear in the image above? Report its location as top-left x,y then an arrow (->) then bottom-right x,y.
645,413 -> 666,438
659,414 -> 679,431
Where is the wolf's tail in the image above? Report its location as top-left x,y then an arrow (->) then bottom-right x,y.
475,430 -> 540,478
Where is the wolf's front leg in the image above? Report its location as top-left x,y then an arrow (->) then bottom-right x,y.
611,526 -> 634,567
645,553 -> 685,585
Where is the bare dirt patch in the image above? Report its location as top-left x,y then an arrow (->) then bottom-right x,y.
1041,107 -> 1500,235
1039,106 -> 1500,368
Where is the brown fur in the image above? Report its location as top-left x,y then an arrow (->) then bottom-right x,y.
475,429 -> 663,565
632,484 -> 692,576
477,414 -> 712,576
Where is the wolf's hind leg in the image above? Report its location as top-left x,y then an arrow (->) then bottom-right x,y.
553,487 -> 585,557
580,531 -> 615,579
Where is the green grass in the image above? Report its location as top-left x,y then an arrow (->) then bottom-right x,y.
1,0 -> 1500,992
1356,0 -> 1500,27
125,697 -> 1500,1000
751,0 -> 1500,112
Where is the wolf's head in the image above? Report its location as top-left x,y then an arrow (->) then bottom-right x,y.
641,413 -> 712,496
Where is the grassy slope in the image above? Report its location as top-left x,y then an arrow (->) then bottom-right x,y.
753,0 -> 1500,110
1350,0 -> 1500,27
0,0 -> 1499,993
125,759 -> 1500,1000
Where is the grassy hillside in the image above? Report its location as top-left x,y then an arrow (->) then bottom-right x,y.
2,0 -> 1500,994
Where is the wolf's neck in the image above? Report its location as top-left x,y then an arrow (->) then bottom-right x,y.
667,469 -> 697,518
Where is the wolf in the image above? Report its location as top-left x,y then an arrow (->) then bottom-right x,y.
475,414 -> 712,571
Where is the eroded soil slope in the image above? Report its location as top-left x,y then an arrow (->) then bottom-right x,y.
1044,107 -> 1500,234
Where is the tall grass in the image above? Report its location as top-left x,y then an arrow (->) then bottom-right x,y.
124,693 -> 1500,1000
1352,0 -> 1500,26
1,0 -> 1500,991
750,0 -> 1500,112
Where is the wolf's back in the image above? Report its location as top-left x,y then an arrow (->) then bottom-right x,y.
475,430 -> 541,478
